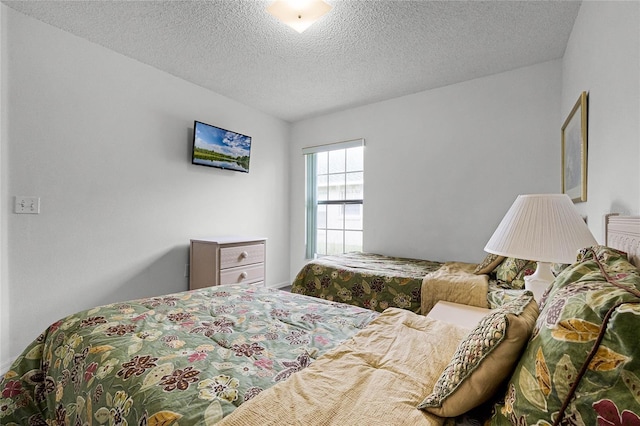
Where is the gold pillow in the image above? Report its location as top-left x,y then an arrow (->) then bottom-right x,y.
417,292 -> 538,417
473,253 -> 505,275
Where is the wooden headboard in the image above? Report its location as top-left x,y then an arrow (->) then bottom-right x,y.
605,214 -> 640,268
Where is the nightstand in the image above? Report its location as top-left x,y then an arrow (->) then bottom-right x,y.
189,237 -> 266,290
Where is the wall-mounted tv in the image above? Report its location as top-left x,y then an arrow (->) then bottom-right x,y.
192,121 -> 251,173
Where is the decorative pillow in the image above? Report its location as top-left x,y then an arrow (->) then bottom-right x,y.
551,262 -> 570,277
417,292 -> 539,417
486,288 -> 529,309
495,257 -> 537,289
492,246 -> 640,425
473,253 -> 505,275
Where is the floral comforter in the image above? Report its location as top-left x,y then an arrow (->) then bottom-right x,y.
0,285 -> 379,425
291,252 -> 443,313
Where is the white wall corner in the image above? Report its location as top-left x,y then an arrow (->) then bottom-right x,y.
268,281 -> 292,290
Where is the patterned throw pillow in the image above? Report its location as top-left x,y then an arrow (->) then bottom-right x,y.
491,246 -> 640,425
486,288 -> 529,309
473,253 -> 505,275
417,292 -> 539,417
550,262 -> 570,277
495,257 -> 537,289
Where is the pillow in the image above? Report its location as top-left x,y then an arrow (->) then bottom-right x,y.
495,257 -> 537,289
473,253 -> 505,275
417,292 -> 538,417
492,246 -> 640,425
486,288 -> 528,309
550,262 -> 570,277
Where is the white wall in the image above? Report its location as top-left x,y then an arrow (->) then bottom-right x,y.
1,7 -> 291,368
0,3 -> 6,374
561,1 -> 640,240
4,1 -> 639,372
290,60 -> 563,277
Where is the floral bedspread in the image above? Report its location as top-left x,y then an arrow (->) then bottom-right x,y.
0,285 -> 379,425
291,252 -> 443,313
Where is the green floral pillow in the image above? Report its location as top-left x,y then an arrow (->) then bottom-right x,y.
486,288 -> 529,309
495,257 -> 537,289
491,246 -> 640,425
418,292 -> 538,417
550,262 -> 570,277
473,253 -> 505,275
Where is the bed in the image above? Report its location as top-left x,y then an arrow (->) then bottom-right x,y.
290,252 -> 445,313
0,285 -> 379,425
220,215 -> 640,425
291,252 -> 503,315
3,216 -> 638,425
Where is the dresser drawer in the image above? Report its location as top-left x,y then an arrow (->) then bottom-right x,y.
220,243 -> 265,269
190,237 -> 267,290
219,263 -> 265,285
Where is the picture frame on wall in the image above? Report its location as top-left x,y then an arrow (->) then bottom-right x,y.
561,91 -> 588,203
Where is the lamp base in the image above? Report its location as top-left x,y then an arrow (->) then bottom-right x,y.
524,261 -> 555,304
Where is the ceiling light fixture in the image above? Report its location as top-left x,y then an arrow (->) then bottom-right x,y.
266,0 -> 332,33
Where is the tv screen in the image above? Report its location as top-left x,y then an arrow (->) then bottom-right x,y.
192,121 -> 251,173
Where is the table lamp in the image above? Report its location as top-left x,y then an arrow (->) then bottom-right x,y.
484,194 -> 597,303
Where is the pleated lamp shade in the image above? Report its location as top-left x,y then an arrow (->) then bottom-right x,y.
484,194 -> 597,264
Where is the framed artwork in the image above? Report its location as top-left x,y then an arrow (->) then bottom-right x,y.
561,91 -> 588,203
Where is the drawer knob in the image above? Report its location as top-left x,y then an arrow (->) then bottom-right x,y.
240,271 -> 248,280
240,251 -> 248,259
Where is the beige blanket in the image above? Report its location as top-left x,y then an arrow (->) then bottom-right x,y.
218,308 -> 470,426
420,261 -> 489,315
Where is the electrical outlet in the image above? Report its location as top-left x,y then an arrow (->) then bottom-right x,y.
15,196 -> 40,214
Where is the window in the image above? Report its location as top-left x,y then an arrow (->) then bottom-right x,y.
304,139 -> 364,258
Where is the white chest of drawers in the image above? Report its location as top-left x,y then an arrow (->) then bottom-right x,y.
189,237 -> 266,290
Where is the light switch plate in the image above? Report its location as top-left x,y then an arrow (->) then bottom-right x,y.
15,196 -> 40,214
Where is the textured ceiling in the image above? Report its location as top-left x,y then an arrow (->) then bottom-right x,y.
3,0 -> 581,122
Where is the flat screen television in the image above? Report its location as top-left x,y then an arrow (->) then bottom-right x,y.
192,121 -> 251,173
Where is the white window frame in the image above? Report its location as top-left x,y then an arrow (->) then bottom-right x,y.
303,139 -> 364,259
